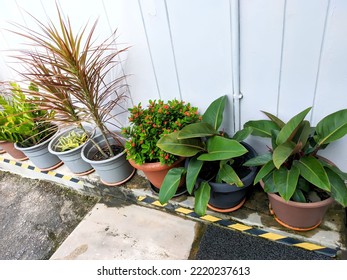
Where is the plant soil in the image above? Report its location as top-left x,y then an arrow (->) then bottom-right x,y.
91,145 -> 124,161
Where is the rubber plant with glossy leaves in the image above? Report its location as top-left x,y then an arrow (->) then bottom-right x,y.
243,107 -> 347,230
157,95 -> 256,216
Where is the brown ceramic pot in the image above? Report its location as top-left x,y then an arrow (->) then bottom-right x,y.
260,180 -> 334,231
0,141 -> 28,161
129,157 -> 185,188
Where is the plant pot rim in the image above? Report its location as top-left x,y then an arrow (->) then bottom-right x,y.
260,180 -> 335,208
129,157 -> 185,172
48,125 -> 94,155
81,133 -> 126,164
14,127 -> 58,151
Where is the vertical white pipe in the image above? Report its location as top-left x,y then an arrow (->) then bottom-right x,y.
230,0 -> 242,133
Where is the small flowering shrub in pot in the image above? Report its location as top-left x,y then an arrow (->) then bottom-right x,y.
122,99 -> 201,190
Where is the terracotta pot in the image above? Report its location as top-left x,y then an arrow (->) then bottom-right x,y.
0,141 -> 28,161
129,157 -> 185,188
260,180 -> 334,231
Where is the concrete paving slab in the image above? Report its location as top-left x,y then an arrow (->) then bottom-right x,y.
50,203 -> 197,260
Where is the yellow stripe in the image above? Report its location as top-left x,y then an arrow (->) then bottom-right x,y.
63,175 -> 72,181
228,223 -> 252,231
21,163 -> 29,169
176,207 -> 194,215
201,215 -> 221,222
294,242 -> 325,251
0,157 -> 4,162
259,232 -> 285,241
9,160 -> 16,165
137,196 -> 146,202
152,200 -> 167,207
48,171 -> 56,176
34,167 -> 41,172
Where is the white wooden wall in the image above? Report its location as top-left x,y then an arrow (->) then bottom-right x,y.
1,0 -> 347,170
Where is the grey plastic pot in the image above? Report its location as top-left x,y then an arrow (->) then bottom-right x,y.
14,129 -> 62,171
48,125 -> 95,175
81,133 -> 135,186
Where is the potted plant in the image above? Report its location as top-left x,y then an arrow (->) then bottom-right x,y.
0,83 -> 28,160
48,124 -> 95,175
122,99 -> 201,192
0,82 -> 61,170
156,95 -> 258,216
244,107 -> 347,231
8,6 -> 134,185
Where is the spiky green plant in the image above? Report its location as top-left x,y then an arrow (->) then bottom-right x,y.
0,82 -> 55,147
7,4 -> 129,159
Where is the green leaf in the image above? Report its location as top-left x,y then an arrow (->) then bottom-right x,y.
320,160 -> 347,181
159,167 -> 186,204
254,160 -> 275,184
194,181 -> 211,216
263,173 -> 278,193
157,131 -> 205,157
294,156 -> 330,191
292,120 -> 311,148
315,109 -> 347,146
244,120 -> 279,138
297,177 -> 310,192
271,129 -> 280,150
178,122 -> 218,139
291,189 -> 307,203
197,136 -> 247,161
276,107 -> 311,145
186,157 -> 203,194
218,163 -> 243,187
273,141 -> 296,169
262,110 -> 285,128
244,153 -> 272,167
273,166 -> 300,201
325,168 -> 347,207
202,95 -> 227,130
232,127 -> 253,142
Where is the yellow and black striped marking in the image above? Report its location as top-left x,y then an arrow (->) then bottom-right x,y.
0,156 -> 83,185
137,195 -> 339,258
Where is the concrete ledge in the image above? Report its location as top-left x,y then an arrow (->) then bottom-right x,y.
0,154 -> 346,259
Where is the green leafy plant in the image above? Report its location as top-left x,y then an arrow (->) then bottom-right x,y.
122,99 -> 201,165
0,82 -> 55,147
8,4 -> 129,159
54,130 -> 89,152
156,95 -> 253,216
244,107 -> 347,207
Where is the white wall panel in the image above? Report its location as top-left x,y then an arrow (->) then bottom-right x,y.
278,0 -> 329,121
138,0 -> 181,101
96,0 -> 160,107
240,0 -> 285,122
311,0 -> 347,170
1,0 -> 347,169
165,0 -> 234,133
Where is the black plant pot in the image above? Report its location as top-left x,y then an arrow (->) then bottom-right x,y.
191,141 -> 258,213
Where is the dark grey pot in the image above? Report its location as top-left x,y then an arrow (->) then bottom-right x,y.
14,130 -> 62,170
48,125 -> 95,175
190,141 -> 258,211
81,133 -> 135,185
208,142 -> 258,210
